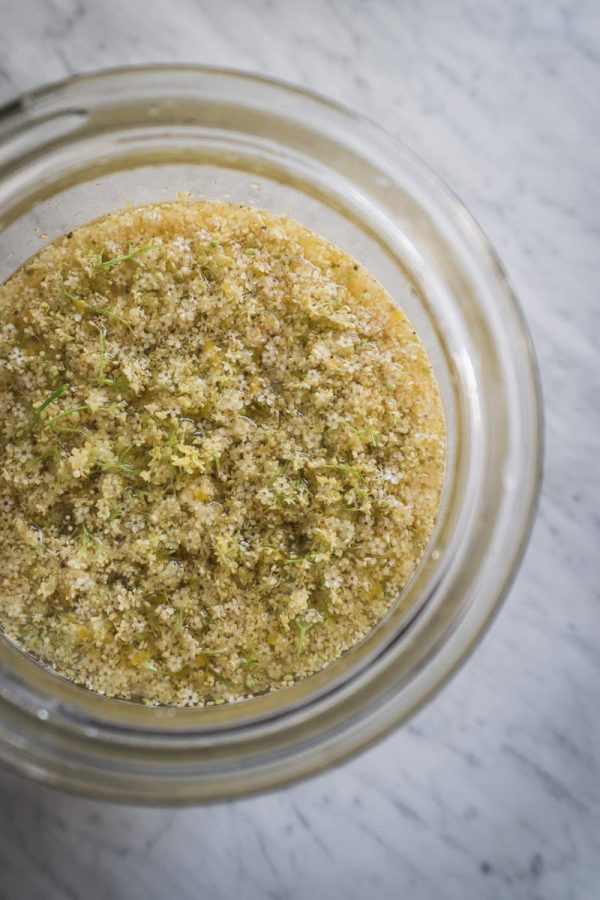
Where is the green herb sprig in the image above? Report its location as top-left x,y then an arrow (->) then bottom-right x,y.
283,552 -> 316,566
19,385 -> 68,437
241,651 -> 261,690
321,463 -> 362,480
292,618 -> 318,656
97,242 -> 154,270
346,420 -> 380,447
43,404 -> 89,434
98,444 -> 142,480
64,289 -> 132,331
26,445 -> 62,469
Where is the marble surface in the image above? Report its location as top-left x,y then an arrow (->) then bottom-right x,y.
0,1 -> 598,898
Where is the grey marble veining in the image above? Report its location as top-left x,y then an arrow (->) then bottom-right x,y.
0,1 -> 598,898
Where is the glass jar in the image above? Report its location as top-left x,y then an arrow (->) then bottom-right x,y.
0,66 -> 542,802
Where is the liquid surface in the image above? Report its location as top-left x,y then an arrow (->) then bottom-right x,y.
0,201 -> 444,705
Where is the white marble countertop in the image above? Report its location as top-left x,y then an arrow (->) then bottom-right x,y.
0,1 -> 598,898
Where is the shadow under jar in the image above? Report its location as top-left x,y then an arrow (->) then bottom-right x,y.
0,66 -> 542,803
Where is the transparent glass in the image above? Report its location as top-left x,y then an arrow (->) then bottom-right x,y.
0,66 -> 541,803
